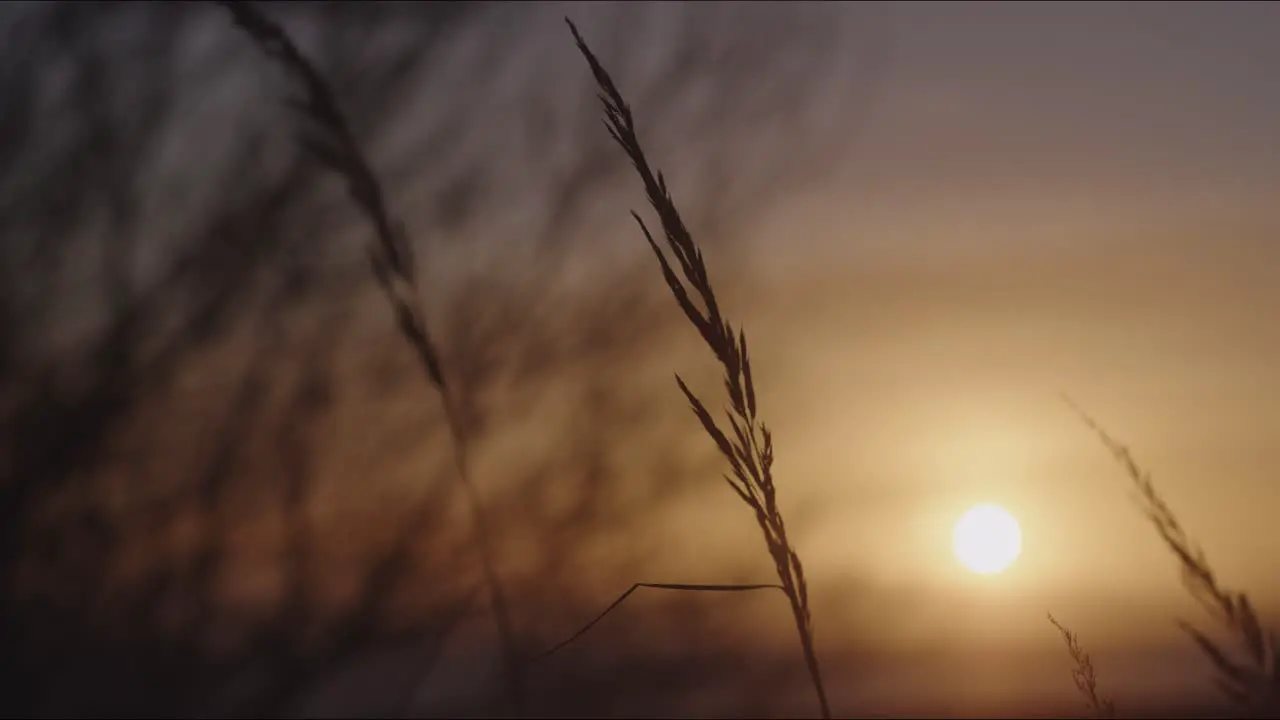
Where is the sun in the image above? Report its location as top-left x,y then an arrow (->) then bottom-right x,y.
952,503 -> 1022,575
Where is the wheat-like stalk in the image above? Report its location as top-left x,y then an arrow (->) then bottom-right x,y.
1047,613 -> 1116,718
1065,397 -> 1280,715
215,3 -> 526,715
565,18 -> 832,718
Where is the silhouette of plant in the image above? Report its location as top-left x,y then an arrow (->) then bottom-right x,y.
1048,613 -> 1116,718
1067,399 -> 1280,716
553,18 -> 833,719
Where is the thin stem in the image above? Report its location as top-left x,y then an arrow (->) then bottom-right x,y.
533,582 -> 784,662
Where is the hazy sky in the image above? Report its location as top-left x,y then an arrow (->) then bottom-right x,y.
497,2 -> 1280,714
10,1 -> 1280,717
709,2 -> 1280,714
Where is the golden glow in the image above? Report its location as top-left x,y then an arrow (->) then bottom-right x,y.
952,503 -> 1022,575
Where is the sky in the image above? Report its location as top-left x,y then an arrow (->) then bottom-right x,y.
6,1 -> 1280,717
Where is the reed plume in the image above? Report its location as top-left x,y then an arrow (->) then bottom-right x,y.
565,18 -> 832,718
1048,613 -> 1116,718
1067,398 -> 1279,715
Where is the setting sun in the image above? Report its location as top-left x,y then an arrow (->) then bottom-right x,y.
952,503 -> 1022,575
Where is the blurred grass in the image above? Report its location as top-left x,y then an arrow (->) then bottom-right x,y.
1066,399 -> 1279,717
112,2 -> 1280,717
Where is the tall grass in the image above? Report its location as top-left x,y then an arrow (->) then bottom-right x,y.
215,4 -> 1278,717
564,19 -> 832,719
215,3 -> 526,715
1067,400 -> 1280,716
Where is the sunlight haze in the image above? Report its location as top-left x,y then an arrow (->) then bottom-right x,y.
5,1 -> 1279,717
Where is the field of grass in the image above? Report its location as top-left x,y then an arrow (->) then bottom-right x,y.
2,2 -> 1277,717
213,4 -> 1279,717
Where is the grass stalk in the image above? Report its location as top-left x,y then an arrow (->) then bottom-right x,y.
216,3 -> 526,715
1066,397 -> 1279,715
566,18 -> 832,718
1047,613 -> 1116,718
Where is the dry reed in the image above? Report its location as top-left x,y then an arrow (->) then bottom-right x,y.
215,3 -> 526,715
563,18 -> 832,719
1047,613 -> 1116,718
1066,398 -> 1279,715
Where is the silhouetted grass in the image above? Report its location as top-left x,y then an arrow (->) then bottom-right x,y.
562,18 -> 832,719
209,4 -> 1277,717
1066,399 -> 1280,716
1048,613 -> 1116,718
215,3 -> 526,715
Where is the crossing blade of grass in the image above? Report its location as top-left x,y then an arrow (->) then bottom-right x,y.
216,3 -> 526,715
533,582 -> 784,662
566,17 -> 832,718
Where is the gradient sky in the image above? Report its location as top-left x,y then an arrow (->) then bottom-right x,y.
551,1 -> 1280,709
695,1 -> 1280,714
10,1 -> 1280,717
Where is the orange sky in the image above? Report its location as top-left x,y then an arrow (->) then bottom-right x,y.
503,2 -> 1280,713
10,1 -> 1280,716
